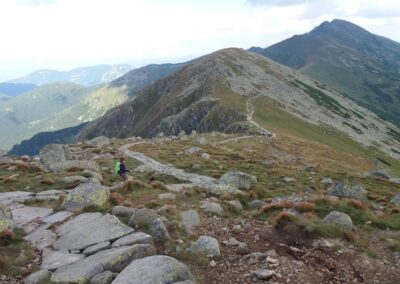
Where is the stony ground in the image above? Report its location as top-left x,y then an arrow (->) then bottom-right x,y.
0,132 -> 399,283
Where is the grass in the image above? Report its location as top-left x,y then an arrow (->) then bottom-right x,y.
0,229 -> 37,277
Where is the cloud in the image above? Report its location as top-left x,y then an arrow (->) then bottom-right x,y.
17,0 -> 58,6
247,0 -> 309,6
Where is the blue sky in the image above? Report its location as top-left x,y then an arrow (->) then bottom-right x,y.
1,0 -> 399,81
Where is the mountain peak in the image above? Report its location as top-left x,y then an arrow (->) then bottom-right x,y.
311,19 -> 369,36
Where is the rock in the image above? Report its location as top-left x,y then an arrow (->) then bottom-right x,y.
0,156 -> 13,164
178,130 -> 187,137
200,201 -> 225,217
10,205 -> 53,228
149,218 -> 170,243
207,184 -> 245,197
83,169 -> 103,182
187,236 -> 220,257
390,193 -> 400,205
0,191 -> 35,205
43,211 -> 73,224
112,255 -> 194,284
166,184 -> 195,193
54,213 -> 133,251
236,242 -> 249,255
61,175 -> 88,184
83,241 -> 111,256
220,171 -> 257,190
226,200 -> 243,211
283,176 -> 296,183
51,244 -> 155,283
248,200 -> 264,209
62,179 -> 109,212
181,210 -> 201,231
184,147 -> 202,155
327,183 -> 368,202
0,203 -> 14,232
128,208 -> 158,228
39,144 -> 71,172
364,169 -> 392,180
35,190 -> 65,201
24,269 -> 51,284
112,232 -> 153,248
87,136 -> 111,147
111,206 -> 137,217
201,153 -> 210,159
323,211 -> 353,230
158,193 -> 176,200
25,225 -> 57,250
320,177 -> 333,185
253,269 -> 275,280
41,250 -> 85,271
192,164 -> 202,170
195,137 -> 208,145
90,270 -> 116,284
133,165 -> 155,174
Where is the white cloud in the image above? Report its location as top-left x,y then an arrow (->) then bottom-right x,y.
0,0 -> 399,80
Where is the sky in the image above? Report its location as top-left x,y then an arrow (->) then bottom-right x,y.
0,0 -> 400,81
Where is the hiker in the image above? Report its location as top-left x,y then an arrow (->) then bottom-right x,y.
115,157 -> 129,181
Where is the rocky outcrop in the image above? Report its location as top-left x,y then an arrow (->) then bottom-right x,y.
0,203 -> 14,232
39,144 -> 72,171
327,183 -> 368,202
62,179 -> 109,212
323,211 -> 353,230
187,235 -> 220,257
112,255 -> 194,284
220,171 -> 257,190
87,136 -> 111,147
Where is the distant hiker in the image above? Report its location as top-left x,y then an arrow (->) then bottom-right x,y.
115,157 -> 129,181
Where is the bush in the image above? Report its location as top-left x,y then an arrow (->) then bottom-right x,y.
110,192 -> 124,205
148,180 -> 167,190
123,179 -> 150,191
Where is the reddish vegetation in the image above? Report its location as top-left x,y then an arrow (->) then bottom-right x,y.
0,230 -> 16,243
110,192 -> 124,205
148,180 -> 168,190
39,178 -> 56,185
123,179 -> 149,191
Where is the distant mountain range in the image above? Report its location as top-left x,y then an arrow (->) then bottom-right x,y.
8,64 -> 133,87
249,19 -> 400,127
0,83 -> 37,97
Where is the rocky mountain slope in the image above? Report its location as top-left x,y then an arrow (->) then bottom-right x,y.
77,48 -> 400,160
9,64 -> 132,87
250,19 -> 400,127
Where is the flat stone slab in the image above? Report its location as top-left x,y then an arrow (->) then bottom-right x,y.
51,244 -> 156,284
112,255 -> 194,284
0,191 -> 35,205
43,211 -> 74,224
54,213 -> 134,251
41,250 -> 85,271
25,224 -> 57,250
112,232 -> 153,248
10,204 -> 54,227
83,241 -> 111,255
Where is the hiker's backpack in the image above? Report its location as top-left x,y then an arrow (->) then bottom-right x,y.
114,161 -> 121,174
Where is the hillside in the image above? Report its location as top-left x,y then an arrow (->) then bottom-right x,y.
77,48 -> 400,161
9,64 -> 132,87
250,19 -> 400,127
0,82 -> 37,96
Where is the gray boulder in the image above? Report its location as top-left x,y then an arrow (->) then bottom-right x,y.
200,201 -> 225,217
149,218 -> 170,243
61,176 -> 88,184
87,136 -> 111,147
41,250 -> 85,271
51,244 -> 155,284
83,169 -> 103,182
128,208 -> 158,228
220,171 -> 257,190
184,147 -> 202,155
83,241 -> 111,256
390,193 -> 400,205
24,269 -> 51,284
0,203 -> 14,232
320,177 -> 333,185
62,179 -> 109,212
0,191 -> 36,205
39,144 -> 71,172
226,200 -> 243,211
112,232 -> 153,248
364,169 -> 391,180
323,211 -> 353,230
327,183 -> 368,202
181,210 -> 201,231
187,235 -> 220,257
54,213 -> 133,251
90,270 -> 116,284
111,206 -> 137,217
112,255 -> 194,284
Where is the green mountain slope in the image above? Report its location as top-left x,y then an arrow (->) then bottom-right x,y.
250,19 -> 400,127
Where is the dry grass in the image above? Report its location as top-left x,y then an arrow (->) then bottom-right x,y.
39,178 -> 56,185
110,192 -> 125,205
294,201 -> 316,212
123,179 -> 150,191
247,190 -> 257,199
219,192 -> 233,200
148,180 -> 168,190
345,199 -> 367,211
272,211 -> 298,227
0,230 -> 16,243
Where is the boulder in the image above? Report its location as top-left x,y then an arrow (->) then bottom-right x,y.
0,203 -> 14,232
87,136 -> 111,147
390,193 -> 400,205
39,144 -> 71,172
253,269 -> 275,280
90,270 -> 116,284
364,169 -> 391,180
24,269 -> 51,284
180,210 -> 201,231
112,232 -> 153,248
206,184 -> 245,197
128,208 -> 158,228
184,147 -> 202,155
327,183 -> 368,202
41,250 -> 85,271
61,176 -> 88,184
0,191 -> 35,205
149,218 -> 170,243
112,255 -> 194,284
53,213 -> 133,251
51,244 -> 155,284
323,211 -> 353,230
248,200 -> 264,210
200,201 -> 225,217
187,235 -> 220,257
62,179 -> 109,212
220,171 -> 257,190
226,200 -> 243,211
111,206 -> 137,217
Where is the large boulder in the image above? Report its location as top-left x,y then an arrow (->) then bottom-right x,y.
187,235 -> 220,257
53,213 -> 133,251
112,255 -> 194,284
24,269 -> 51,284
0,203 -> 14,232
128,208 -> 159,228
51,244 -> 155,283
327,183 -> 368,202
87,136 -> 111,147
220,171 -> 257,190
181,210 -> 201,231
148,218 -> 170,243
200,201 -> 225,217
39,144 -> 71,172
323,211 -> 353,230
62,179 -> 109,212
